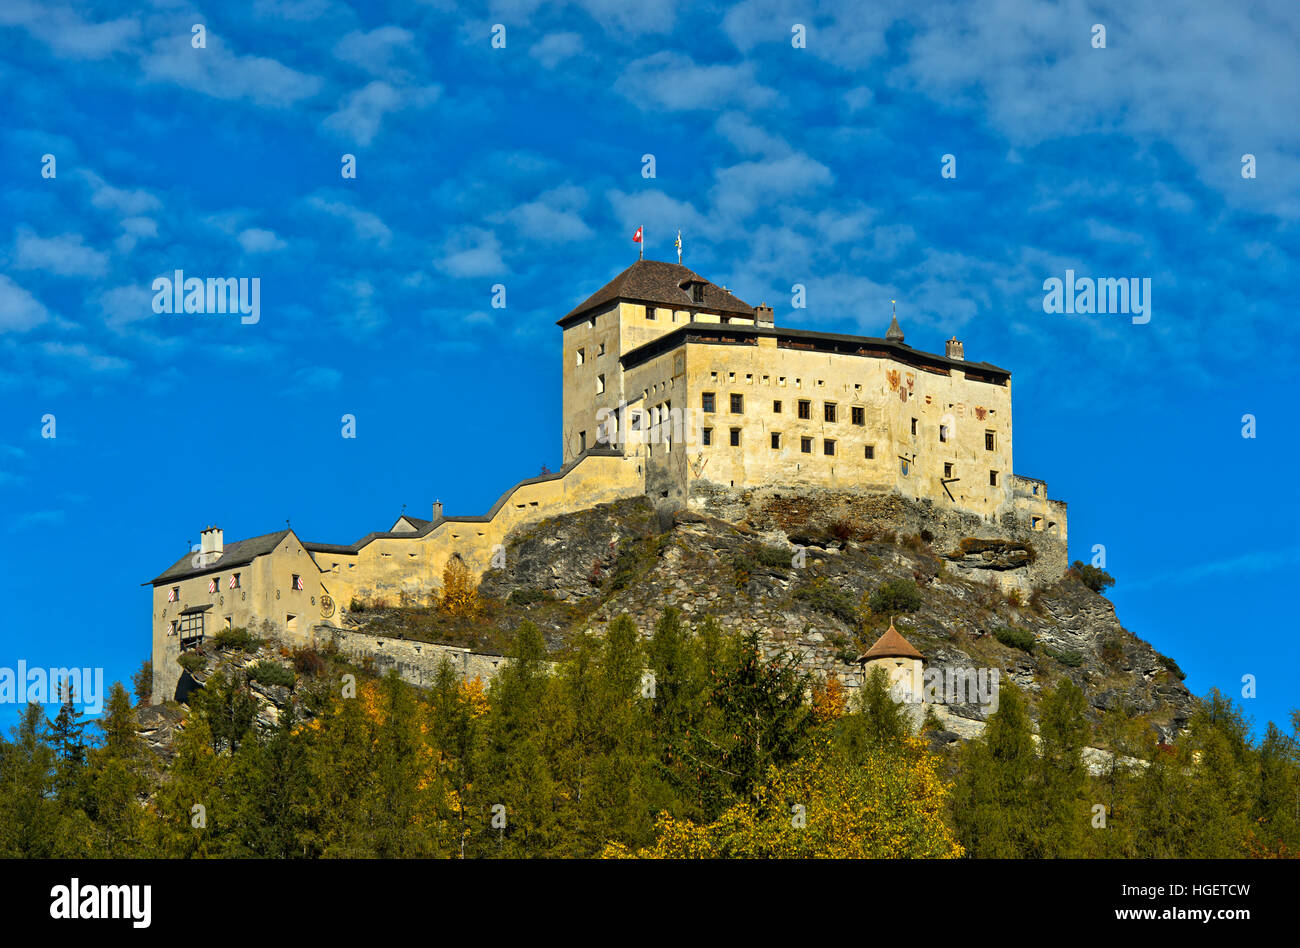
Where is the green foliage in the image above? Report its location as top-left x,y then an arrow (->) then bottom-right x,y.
247,661 -> 295,688
994,625 -> 1036,654
212,626 -> 261,651
506,587 -> 550,606
1,621 -> 1296,861
1100,635 -> 1124,666
1043,645 -> 1083,667
131,660 -> 152,705
177,652 -> 206,674
868,578 -> 923,615
1157,652 -> 1186,680
793,578 -> 859,625
1070,560 -> 1116,593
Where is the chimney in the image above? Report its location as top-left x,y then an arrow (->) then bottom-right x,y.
200,525 -> 223,563
755,302 -> 774,326
945,336 -> 964,361
432,501 -> 444,521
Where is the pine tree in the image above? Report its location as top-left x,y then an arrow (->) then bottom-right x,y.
1034,678 -> 1089,857
951,679 -> 1036,857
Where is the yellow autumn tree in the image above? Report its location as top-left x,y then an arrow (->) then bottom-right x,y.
605,738 -> 963,859
810,675 -> 847,724
440,556 -> 481,617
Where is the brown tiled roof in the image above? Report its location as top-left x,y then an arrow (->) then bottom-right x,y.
856,623 -> 924,663
558,259 -> 754,326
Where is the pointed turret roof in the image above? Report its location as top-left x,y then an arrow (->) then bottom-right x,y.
885,312 -> 905,343
856,622 -> 924,663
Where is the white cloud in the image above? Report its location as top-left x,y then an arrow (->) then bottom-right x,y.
437,228 -> 506,279
140,33 -> 323,108
238,228 -> 287,253
530,32 -> 583,69
615,51 -> 777,111
334,26 -> 417,77
507,186 -> 593,242
41,341 -> 129,373
0,2 -> 139,59
305,195 -> 393,246
98,284 -> 155,331
0,276 -> 49,332
13,228 -> 109,278
323,81 -> 440,147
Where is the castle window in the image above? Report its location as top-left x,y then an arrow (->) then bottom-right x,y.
702,427 -> 713,446
292,574 -> 302,590
823,403 -> 837,423
823,439 -> 836,456
944,463 -> 954,478
730,394 -> 744,414
779,376 -> 786,386
985,430 -> 996,451
576,348 -> 585,366
702,392 -> 716,413
646,306 -> 656,320
1032,484 -> 1039,495
598,342 -> 606,356
579,431 -> 587,451
852,406 -> 864,426
911,418 -> 918,436
773,399 -> 782,413
939,425 -> 949,443
224,616 -> 232,630
797,400 -> 811,420
771,433 -> 781,449
729,428 -> 741,446
864,445 -> 875,459
901,459 -> 910,476
800,437 -> 812,453
588,317 -> 596,329
170,585 -> 180,602
989,470 -> 999,487
286,614 -> 298,635
692,283 -> 705,303
746,374 -> 753,384
596,373 -> 605,395
1032,517 -> 1042,530
728,372 -> 735,382
231,573 -> 241,589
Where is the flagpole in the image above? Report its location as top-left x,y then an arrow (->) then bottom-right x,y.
640,226 -> 644,261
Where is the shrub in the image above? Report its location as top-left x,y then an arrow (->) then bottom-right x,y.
247,660 -> 295,688
1007,588 -> 1024,607
868,579 -> 923,615
794,579 -> 859,625
212,626 -> 261,651
994,625 -> 1036,654
177,652 -> 205,674
828,518 -> 854,542
349,597 -> 367,613
507,587 -> 550,606
1100,636 -> 1124,666
1070,560 -> 1115,594
1157,652 -> 1186,680
291,647 -> 327,677
1043,645 -> 1083,667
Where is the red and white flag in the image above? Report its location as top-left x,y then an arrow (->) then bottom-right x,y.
167,588 -> 176,602
294,575 -> 304,590
208,578 -> 217,593
632,226 -> 642,244
229,575 -> 237,589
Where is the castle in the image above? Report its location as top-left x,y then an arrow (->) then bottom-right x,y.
147,259 -> 1067,703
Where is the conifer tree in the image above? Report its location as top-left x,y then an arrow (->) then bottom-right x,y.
951,679 -> 1036,857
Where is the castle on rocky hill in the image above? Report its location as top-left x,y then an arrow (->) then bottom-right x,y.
146,259 -> 1067,703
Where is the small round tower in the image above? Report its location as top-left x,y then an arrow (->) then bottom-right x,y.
856,621 -> 924,702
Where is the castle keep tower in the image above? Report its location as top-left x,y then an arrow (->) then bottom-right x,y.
558,259 -> 1065,537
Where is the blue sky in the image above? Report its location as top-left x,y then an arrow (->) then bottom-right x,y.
1,1 -> 1297,735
